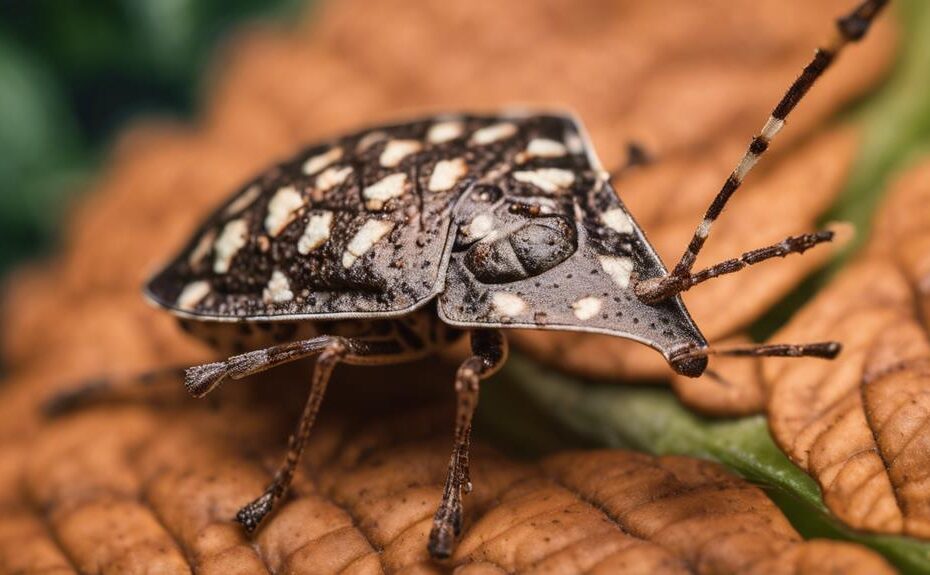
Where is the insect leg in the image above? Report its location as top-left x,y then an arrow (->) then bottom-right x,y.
43,365 -> 187,415
428,329 -> 508,560
235,338 -> 344,532
184,335 -> 337,397
637,229 -> 835,303
215,335 -> 407,533
671,341 -> 841,373
640,0 -> 888,303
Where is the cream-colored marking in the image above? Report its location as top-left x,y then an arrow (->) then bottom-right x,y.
188,228 -> 217,267
263,270 -> 294,304
428,158 -> 467,192
213,218 -> 249,274
525,138 -> 567,159
572,296 -> 602,321
298,211 -> 334,254
465,213 -> 495,239
427,120 -> 464,144
470,122 -> 517,146
363,173 -> 407,210
357,131 -> 387,152
761,116 -> 785,140
177,281 -> 211,311
302,147 -> 343,175
224,185 -> 262,216
342,219 -> 395,267
696,218 -> 712,239
598,256 -> 634,289
601,208 -> 633,235
492,292 -> 526,317
265,186 -> 304,237
316,165 -> 353,192
565,133 -> 584,154
380,140 -> 422,167
734,152 -> 760,182
513,168 -> 575,193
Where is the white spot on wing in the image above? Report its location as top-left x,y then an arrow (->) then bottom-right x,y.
342,219 -> 394,268
263,270 -> 294,304
427,120 -> 464,144
224,185 -> 262,216
565,132 -> 584,154
188,228 -> 217,267
177,281 -> 211,311
428,158 -> 467,192
470,122 -> 517,146
363,173 -> 407,210
380,140 -> 422,167
512,169 -> 575,193
572,296 -> 602,321
265,186 -> 304,237
601,208 -> 633,235
316,165 -> 352,192
298,211 -> 334,254
465,213 -> 495,239
213,218 -> 249,274
302,147 -> 343,175
492,292 -> 526,317
525,138 -> 567,159
357,131 -> 387,152
598,256 -> 634,289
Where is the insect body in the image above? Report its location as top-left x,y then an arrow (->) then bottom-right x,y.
147,112 -> 709,376
146,111 -> 714,556
64,0 -> 888,560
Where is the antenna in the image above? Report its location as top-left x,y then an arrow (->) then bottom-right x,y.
637,0 -> 888,304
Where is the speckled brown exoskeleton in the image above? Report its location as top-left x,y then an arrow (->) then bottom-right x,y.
48,0 -> 887,559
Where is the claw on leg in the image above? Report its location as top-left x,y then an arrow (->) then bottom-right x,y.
235,490 -> 276,533
428,483 -> 464,560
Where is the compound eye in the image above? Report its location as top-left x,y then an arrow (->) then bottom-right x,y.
510,216 -> 577,276
463,215 -> 577,284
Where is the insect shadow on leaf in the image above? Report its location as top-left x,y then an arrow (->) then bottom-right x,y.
43,0 -> 888,561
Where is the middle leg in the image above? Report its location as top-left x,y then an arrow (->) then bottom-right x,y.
429,329 -> 508,559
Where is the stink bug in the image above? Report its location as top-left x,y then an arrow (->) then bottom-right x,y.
48,0 -> 887,560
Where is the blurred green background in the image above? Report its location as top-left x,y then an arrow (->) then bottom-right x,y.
0,0 -> 303,281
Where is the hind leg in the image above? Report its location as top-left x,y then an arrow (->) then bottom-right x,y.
43,365 -> 188,415
429,329 -> 507,559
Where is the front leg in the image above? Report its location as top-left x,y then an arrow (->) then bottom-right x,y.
185,334 -> 409,532
429,329 -> 508,559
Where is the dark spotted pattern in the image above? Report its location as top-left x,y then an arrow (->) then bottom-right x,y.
145,111 -> 706,364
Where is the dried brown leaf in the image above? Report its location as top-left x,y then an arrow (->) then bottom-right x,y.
0,394 -> 896,574
763,159 -> 930,537
0,0 -> 907,571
